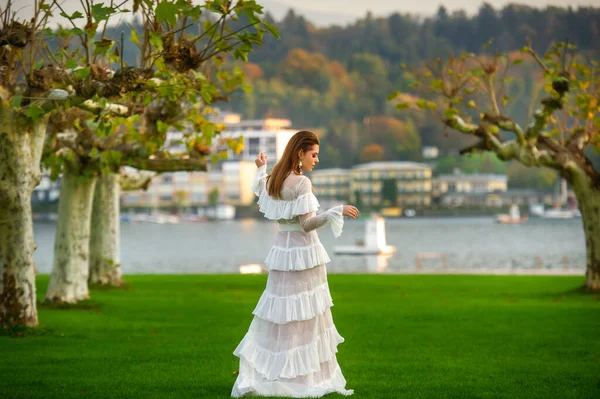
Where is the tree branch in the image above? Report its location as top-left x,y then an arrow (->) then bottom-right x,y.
483,114 -> 526,146
120,170 -> 156,191
124,157 -> 207,172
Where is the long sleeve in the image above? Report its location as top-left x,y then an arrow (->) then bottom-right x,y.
251,164 -> 267,197
296,178 -> 344,238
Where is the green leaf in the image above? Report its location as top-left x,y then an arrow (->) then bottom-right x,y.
131,29 -> 140,45
427,101 -> 437,111
203,123 -> 215,140
149,33 -> 163,51
416,99 -> 427,110
23,105 -> 45,121
75,67 -> 91,80
155,1 -> 179,26
157,120 -> 169,134
444,107 -> 458,120
387,91 -> 399,101
11,95 -> 22,108
512,59 -> 524,65
467,100 -> 476,108
93,38 -> 115,56
263,21 -> 280,38
68,27 -> 85,36
66,59 -> 78,69
91,4 -> 115,22
431,79 -> 444,90
60,10 -> 84,20
395,102 -> 410,111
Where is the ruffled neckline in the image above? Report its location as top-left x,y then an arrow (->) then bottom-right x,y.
256,189 -> 320,220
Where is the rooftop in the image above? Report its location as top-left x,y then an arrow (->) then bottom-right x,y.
352,161 -> 432,171
437,174 -> 507,182
224,118 -> 293,130
310,168 -> 351,176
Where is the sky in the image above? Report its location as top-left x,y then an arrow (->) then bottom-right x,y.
6,0 -> 600,27
269,0 -> 599,16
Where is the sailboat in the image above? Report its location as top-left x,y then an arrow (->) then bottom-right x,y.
334,214 -> 396,255
541,178 -> 580,219
496,204 -> 528,224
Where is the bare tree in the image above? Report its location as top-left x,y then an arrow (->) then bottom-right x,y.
391,41 -> 600,290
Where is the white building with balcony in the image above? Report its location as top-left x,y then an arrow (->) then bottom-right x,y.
216,113 -> 296,164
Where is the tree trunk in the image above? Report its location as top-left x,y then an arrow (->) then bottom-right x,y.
45,168 -> 97,303
0,196 -> 39,327
0,114 -> 47,327
89,173 -> 123,286
570,171 -> 600,291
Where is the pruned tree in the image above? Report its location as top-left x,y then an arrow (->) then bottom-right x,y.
0,0 -> 72,328
391,41 -> 600,290
41,0 -> 277,301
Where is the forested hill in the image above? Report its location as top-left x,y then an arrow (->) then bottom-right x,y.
249,4 -> 600,77
106,3 -> 600,170
222,4 -> 600,169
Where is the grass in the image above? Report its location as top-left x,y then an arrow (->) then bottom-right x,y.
1,274 -> 599,399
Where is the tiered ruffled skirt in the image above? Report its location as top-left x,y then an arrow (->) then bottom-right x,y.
232,231 -> 353,397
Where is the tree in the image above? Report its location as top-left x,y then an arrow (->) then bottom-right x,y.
0,0 -> 72,328
360,144 -> 384,162
208,187 -> 220,206
392,41 -> 600,290
507,162 -> 558,190
41,0 -> 276,302
279,48 -> 332,92
364,116 -> 421,161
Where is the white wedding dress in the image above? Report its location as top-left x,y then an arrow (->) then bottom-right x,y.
231,164 -> 354,398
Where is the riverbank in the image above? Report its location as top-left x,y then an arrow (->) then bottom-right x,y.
2,274 -> 598,398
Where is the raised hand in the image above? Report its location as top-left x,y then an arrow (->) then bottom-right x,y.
255,152 -> 267,168
342,205 -> 359,219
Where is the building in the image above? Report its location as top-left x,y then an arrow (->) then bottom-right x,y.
120,161 -> 257,208
310,169 -> 352,204
434,173 -> 508,195
433,173 -> 508,207
216,113 -> 296,164
121,113 -> 299,209
350,162 -> 433,208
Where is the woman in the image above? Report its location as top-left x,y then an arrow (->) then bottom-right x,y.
232,130 -> 358,397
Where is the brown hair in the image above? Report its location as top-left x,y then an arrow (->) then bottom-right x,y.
267,130 -> 319,199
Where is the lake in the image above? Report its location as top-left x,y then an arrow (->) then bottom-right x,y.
33,217 -> 586,275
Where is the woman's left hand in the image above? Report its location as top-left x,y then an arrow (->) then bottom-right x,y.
255,152 -> 267,168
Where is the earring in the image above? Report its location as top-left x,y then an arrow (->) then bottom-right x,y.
298,160 -> 303,173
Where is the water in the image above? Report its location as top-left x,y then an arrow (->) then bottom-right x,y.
32,217 -> 586,275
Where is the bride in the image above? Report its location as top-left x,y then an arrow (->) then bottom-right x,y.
231,130 -> 358,397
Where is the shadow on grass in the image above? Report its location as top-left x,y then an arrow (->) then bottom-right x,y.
521,284 -> 600,300
88,280 -> 133,291
38,299 -> 103,312
0,324 -> 52,338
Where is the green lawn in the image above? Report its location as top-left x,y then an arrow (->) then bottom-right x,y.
2,274 -> 599,399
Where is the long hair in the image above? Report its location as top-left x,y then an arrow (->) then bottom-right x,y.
267,130 -> 319,199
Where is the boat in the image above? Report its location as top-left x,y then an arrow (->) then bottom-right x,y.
131,213 -> 180,224
334,214 -> 396,255
541,208 -> 579,219
181,214 -> 209,223
496,204 -> 528,224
